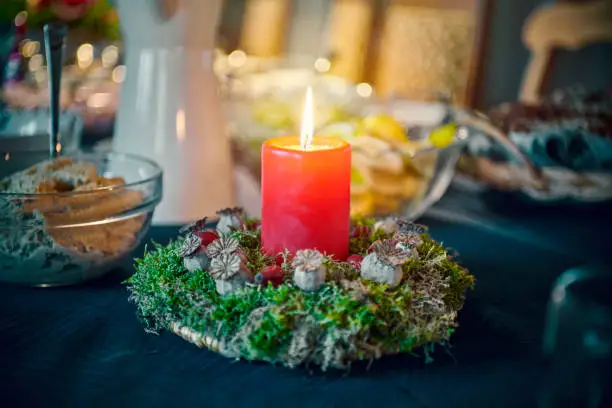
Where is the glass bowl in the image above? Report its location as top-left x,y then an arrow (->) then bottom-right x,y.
224,72 -> 536,219
0,152 -> 163,286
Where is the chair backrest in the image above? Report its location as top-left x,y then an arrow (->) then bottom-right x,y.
369,0 -> 491,107
239,0 -> 291,57
220,0 -> 490,107
520,0 -> 612,104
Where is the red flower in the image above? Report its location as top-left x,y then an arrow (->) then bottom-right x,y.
48,0 -> 93,21
255,265 -> 285,287
347,254 -> 363,270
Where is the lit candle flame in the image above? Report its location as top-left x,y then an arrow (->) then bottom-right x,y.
300,86 -> 314,150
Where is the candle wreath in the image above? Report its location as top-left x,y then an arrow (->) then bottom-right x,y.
126,207 -> 474,371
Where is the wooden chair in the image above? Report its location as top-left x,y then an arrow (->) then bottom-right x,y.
239,0 -> 291,57
520,0 -> 612,104
368,0 -> 491,107
219,0 -> 490,107
327,0 -> 376,83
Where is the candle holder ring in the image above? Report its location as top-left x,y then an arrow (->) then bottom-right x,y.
126,209 -> 475,371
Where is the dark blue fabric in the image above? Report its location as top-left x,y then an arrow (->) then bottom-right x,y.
0,211 -> 609,408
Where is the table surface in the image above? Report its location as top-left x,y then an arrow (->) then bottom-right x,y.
1,188 -> 611,408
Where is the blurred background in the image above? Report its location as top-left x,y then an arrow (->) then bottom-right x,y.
2,0 -> 610,109
1,0 -> 611,219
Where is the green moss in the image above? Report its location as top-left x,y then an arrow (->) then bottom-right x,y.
126,222 -> 474,371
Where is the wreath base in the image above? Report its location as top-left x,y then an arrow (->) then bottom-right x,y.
127,212 -> 475,371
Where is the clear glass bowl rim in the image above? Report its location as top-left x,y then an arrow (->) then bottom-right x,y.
0,151 -> 163,197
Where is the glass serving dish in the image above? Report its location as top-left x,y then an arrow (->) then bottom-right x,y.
0,152 -> 163,286
224,71 -> 538,219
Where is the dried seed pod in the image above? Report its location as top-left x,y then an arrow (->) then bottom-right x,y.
205,236 -> 239,258
178,233 -> 202,258
370,239 -> 412,265
394,233 -> 423,251
216,207 -> 245,235
292,249 -> 326,291
211,254 -> 253,295
209,253 -> 242,280
179,217 -> 208,235
396,219 -> 427,236
374,217 -> 400,235
360,252 -> 403,287
292,249 -> 324,272
216,207 -> 245,218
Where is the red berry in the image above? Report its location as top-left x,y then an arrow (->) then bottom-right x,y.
351,225 -> 371,239
347,254 -> 364,270
255,265 -> 285,287
196,230 -> 219,247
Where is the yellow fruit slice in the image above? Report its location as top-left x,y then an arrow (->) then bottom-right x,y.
371,194 -> 401,215
361,114 -> 406,144
429,123 -> 457,148
368,169 -> 422,198
350,136 -> 404,175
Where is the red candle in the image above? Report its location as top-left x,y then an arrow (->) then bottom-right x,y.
261,136 -> 351,260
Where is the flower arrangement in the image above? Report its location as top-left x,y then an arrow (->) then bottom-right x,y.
126,209 -> 475,371
1,0 -> 119,40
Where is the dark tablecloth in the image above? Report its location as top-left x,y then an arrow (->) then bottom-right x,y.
1,192 -> 611,408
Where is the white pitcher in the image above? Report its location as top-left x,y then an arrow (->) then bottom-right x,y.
113,0 -> 235,224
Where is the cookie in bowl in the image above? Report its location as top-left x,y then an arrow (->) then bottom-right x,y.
0,153 -> 162,286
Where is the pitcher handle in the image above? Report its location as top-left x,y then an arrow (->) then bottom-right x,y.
456,112 -> 549,191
